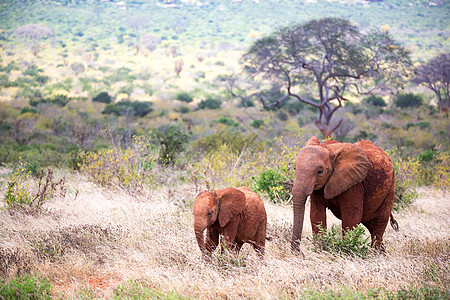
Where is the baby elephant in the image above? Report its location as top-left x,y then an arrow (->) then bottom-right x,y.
193,187 -> 267,257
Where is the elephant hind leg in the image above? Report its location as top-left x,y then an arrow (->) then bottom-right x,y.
251,223 -> 267,257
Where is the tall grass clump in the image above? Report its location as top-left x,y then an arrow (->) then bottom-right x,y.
386,149 -> 421,210
78,135 -> 157,192
420,145 -> 450,192
312,224 -> 371,259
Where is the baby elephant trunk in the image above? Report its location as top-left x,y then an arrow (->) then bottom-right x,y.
194,223 -> 207,255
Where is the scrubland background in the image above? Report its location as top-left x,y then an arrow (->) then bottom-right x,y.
0,0 -> 449,298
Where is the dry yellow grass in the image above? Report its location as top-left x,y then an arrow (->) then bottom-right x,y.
0,170 -> 448,299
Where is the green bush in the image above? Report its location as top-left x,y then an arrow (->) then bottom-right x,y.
92,91 -> 112,104
102,101 -> 153,117
0,273 -> 53,300
406,121 -> 430,130
175,91 -> 193,103
394,93 -> 424,108
215,117 -> 239,127
252,168 -> 292,204
197,97 -> 221,110
153,125 -> 190,166
312,224 -> 371,258
251,119 -> 264,128
362,95 -> 386,107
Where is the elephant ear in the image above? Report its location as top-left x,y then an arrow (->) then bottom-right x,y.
305,136 -> 320,146
216,188 -> 246,227
324,143 -> 371,199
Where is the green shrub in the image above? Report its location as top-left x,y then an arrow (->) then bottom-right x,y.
418,149 -> 437,162
411,121 -> 430,130
175,91 -> 193,103
215,117 -> 239,127
102,101 -> 153,117
0,273 -> 52,300
252,168 -> 292,204
362,95 -> 386,107
153,125 -> 190,166
251,119 -> 264,128
394,93 -> 424,108
20,107 -> 37,115
197,97 -> 221,110
177,106 -> 190,114
312,224 -> 371,258
30,94 -> 71,107
92,91 -> 112,104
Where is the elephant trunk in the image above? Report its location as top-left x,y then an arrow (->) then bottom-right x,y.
194,223 -> 206,255
291,179 -> 310,252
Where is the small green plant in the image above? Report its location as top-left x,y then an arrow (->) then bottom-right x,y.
252,168 -> 292,204
0,273 -> 53,300
312,224 -> 371,258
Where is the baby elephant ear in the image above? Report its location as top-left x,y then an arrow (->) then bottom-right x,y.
324,143 -> 371,199
216,188 -> 246,227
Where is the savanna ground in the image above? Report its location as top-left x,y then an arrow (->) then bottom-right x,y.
0,167 -> 448,299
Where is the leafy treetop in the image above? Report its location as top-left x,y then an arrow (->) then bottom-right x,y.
239,17 -> 411,137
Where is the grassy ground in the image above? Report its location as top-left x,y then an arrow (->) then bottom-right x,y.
0,169 -> 448,299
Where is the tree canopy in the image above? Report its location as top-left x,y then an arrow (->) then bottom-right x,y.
412,53 -> 450,113
240,17 -> 411,137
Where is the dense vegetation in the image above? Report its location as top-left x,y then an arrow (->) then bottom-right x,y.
0,0 -> 449,299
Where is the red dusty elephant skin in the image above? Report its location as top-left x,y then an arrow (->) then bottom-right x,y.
193,187 -> 267,257
291,136 -> 398,252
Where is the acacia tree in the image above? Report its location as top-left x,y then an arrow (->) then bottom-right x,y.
412,53 -> 449,113
237,18 -> 410,138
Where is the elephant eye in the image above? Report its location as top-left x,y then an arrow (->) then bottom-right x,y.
207,211 -> 213,216
317,169 -> 324,175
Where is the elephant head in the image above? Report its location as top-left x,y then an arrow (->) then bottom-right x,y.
291,136 -> 371,251
193,188 -> 246,254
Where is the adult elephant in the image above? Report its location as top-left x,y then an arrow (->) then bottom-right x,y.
291,136 -> 398,252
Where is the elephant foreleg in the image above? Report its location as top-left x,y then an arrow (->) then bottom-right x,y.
310,197 -> 327,235
339,188 -> 363,234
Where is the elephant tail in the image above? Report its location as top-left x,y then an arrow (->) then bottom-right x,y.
390,213 -> 399,231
